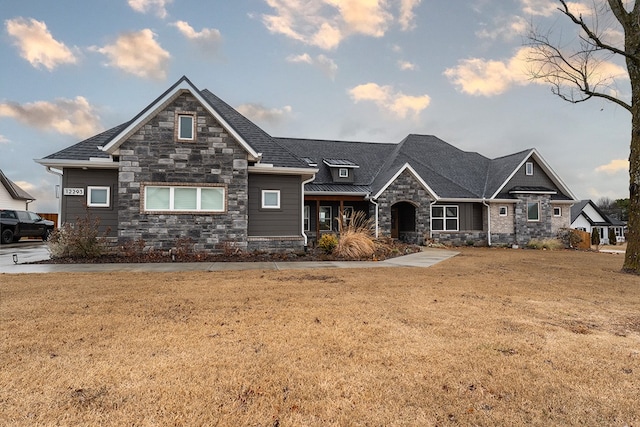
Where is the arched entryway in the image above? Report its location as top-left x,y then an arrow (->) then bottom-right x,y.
391,201 -> 417,241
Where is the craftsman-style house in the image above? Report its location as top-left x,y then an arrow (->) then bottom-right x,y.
36,76 -> 578,252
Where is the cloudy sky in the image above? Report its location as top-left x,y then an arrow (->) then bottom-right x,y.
0,0 -> 632,212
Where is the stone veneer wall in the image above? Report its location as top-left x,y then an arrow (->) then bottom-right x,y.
513,195 -> 553,246
117,93 -> 249,252
551,204 -> 571,234
375,169 -> 432,244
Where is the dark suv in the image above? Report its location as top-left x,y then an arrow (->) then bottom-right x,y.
0,209 -> 55,244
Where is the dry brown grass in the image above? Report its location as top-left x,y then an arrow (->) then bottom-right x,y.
1,248 -> 639,426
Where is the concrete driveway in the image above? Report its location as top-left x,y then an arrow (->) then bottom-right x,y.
0,241 -> 51,272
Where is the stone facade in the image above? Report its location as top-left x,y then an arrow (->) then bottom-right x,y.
117,93 -> 249,251
375,169 -> 433,244
513,195 -> 553,246
247,236 -> 305,252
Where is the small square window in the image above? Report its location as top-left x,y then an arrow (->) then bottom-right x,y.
87,186 -> 110,208
525,161 -> 534,176
553,207 -> 562,217
177,114 -> 195,141
339,168 -> 349,178
499,206 -> 508,216
262,190 -> 280,209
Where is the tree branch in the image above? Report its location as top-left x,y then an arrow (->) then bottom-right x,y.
557,0 -> 634,62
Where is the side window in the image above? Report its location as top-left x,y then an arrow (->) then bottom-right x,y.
87,186 -> 110,208
499,206 -> 508,216
176,113 -> 196,141
28,212 -> 41,221
17,211 -> 29,221
261,190 -> 280,209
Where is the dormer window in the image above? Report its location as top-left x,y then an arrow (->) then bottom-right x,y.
176,112 -> 196,141
323,158 -> 359,182
525,161 -> 534,176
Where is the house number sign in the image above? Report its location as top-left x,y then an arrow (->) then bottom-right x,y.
63,188 -> 85,196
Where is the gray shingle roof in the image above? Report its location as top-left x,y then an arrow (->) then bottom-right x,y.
41,77 -> 308,169
43,123 -> 129,160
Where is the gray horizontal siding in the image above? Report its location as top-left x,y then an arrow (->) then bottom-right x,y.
62,168 -> 118,236
248,174 -> 302,236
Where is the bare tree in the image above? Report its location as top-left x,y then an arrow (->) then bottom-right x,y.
526,0 -> 640,274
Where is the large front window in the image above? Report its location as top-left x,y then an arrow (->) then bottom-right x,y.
432,205 -> 458,231
143,185 -> 225,212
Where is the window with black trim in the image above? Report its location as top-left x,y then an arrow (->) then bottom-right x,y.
87,186 -> 110,208
339,168 -> 349,178
432,205 -> 458,231
527,202 -> 540,221
177,113 -> 195,141
319,206 -> 332,231
262,190 -> 280,209
553,207 -> 562,217
304,205 -> 310,231
143,185 -> 225,212
499,206 -> 508,216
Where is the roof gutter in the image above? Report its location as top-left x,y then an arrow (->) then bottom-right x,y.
44,166 -> 63,228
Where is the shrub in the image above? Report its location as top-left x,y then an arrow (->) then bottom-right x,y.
591,228 -> 600,246
48,214 -> 110,259
609,228 -> 617,246
526,238 -> 564,250
334,211 -> 376,259
335,230 -> 376,259
557,227 -> 583,248
318,233 -> 338,254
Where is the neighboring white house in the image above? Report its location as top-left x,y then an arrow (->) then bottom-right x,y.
0,169 -> 35,210
570,199 -> 626,244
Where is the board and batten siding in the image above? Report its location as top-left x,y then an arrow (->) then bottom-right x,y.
504,158 -> 563,194
62,168 -> 118,236
248,174 -> 302,236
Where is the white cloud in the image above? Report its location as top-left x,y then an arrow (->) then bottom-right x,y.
92,29 -> 170,80
398,60 -> 417,70
519,0 -> 592,17
444,46 -> 627,97
348,82 -> 431,118
287,53 -> 338,79
172,21 -> 222,53
5,17 -> 77,70
128,0 -> 172,19
286,53 -> 313,64
236,103 -> 293,125
0,134 -> 9,144
444,48 -> 531,96
262,0 -> 421,50
476,15 -> 527,41
595,159 -> 629,174
0,97 -> 103,138
398,0 -> 421,30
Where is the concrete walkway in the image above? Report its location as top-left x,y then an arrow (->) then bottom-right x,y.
0,242 -> 459,274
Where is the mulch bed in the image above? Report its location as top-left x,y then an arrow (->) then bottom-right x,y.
35,241 -> 422,264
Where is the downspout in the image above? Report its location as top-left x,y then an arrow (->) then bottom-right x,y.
370,197 -> 379,238
45,167 -> 63,228
482,199 -> 491,246
301,175 -> 315,248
